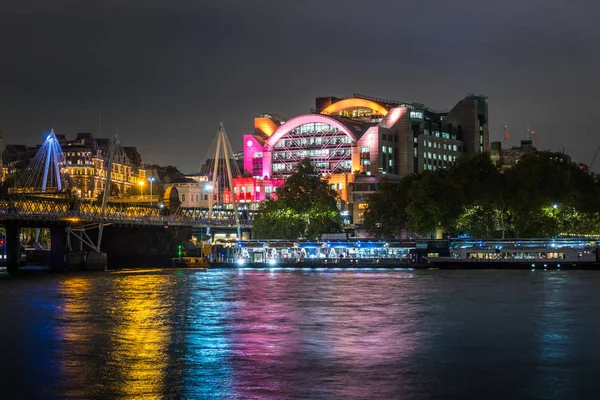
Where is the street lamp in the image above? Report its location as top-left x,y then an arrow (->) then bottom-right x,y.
149,176 -> 155,203
138,180 -> 144,196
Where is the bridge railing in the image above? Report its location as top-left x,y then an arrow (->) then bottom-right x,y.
0,196 -> 252,227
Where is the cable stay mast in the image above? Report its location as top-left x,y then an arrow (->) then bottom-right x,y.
205,122 -> 241,240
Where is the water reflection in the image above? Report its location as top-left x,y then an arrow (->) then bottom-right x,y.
182,271 -> 234,399
224,270 -> 423,399
55,277 -> 95,397
534,273 -> 575,398
107,273 -> 173,399
3,270 -> 600,399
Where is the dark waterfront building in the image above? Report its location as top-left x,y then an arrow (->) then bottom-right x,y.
490,139 -> 538,169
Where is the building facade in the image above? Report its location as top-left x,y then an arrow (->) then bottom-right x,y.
2,132 -> 146,199
241,94 -> 490,225
490,139 -> 537,169
60,133 -> 146,199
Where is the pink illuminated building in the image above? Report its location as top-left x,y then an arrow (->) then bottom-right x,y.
223,176 -> 286,204
239,94 -> 489,224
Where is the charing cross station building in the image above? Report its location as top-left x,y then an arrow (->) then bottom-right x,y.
239,93 -> 489,224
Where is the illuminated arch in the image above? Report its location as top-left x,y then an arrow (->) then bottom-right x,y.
163,185 -> 180,213
266,114 -> 358,149
320,98 -> 389,117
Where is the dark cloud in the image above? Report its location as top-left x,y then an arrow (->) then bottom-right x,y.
1,0 -> 599,171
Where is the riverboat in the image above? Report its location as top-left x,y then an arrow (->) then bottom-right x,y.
425,244 -> 600,269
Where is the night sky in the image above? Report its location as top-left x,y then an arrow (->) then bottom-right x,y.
1,1 -> 598,173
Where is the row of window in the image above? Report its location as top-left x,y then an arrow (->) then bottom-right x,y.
273,149 -> 350,159
272,160 -> 352,172
274,136 -> 352,148
423,129 -> 457,140
423,152 -> 457,162
65,151 -> 92,157
424,141 -> 460,152
293,123 -> 340,134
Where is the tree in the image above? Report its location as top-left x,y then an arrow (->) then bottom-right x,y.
363,175 -> 415,239
405,170 -> 465,237
252,159 -> 342,239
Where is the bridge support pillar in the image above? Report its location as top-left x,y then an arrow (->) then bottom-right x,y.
68,232 -> 83,252
5,223 -> 21,275
50,226 -> 66,270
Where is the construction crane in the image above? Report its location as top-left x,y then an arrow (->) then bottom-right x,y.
527,125 -> 539,148
590,142 -> 600,171
531,129 -> 539,148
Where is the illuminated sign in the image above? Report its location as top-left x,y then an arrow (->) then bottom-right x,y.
410,111 -> 424,120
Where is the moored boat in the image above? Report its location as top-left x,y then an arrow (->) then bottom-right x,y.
426,244 -> 600,269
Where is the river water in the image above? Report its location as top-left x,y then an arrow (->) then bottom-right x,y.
0,268 -> 599,399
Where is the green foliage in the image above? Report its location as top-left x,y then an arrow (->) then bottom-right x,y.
405,170 -> 465,235
364,151 -> 600,238
455,206 -> 498,238
363,176 -> 414,239
252,159 -> 342,239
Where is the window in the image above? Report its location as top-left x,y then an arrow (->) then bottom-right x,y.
453,145 -> 457,152
382,146 -> 387,153
337,183 -> 343,190
360,146 -> 370,153
181,194 -> 186,201
204,195 -> 208,200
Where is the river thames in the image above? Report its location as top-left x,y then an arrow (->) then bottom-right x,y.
0,268 -> 599,399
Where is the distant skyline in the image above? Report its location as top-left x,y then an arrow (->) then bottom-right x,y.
1,1 -> 599,173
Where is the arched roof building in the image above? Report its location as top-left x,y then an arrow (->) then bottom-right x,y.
244,94 -> 488,179
240,93 -> 489,225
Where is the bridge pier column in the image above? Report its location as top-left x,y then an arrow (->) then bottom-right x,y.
68,231 -> 83,252
50,226 -> 66,270
5,223 -> 21,275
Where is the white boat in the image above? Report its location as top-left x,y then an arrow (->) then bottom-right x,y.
426,244 -> 599,269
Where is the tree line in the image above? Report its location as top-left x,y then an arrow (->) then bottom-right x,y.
253,159 -> 342,239
364,151 -> 600,239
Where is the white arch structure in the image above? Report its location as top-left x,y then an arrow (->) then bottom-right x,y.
264,114 -> 358,176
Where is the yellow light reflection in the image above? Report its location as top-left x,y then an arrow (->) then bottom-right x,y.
56,277 -> 94,398
111,275 -> 171,399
